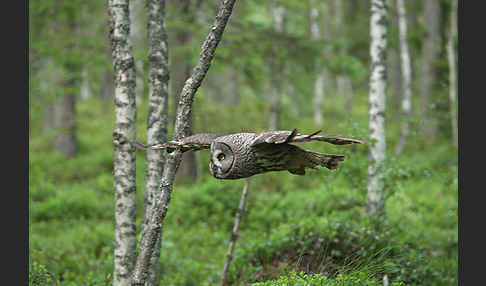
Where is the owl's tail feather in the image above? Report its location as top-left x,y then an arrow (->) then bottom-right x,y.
305,150 -> 345,170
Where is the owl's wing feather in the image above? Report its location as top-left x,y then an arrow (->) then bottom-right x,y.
249,129 -> 298,147
135,133 -> 225,153
250,129 -> 369,147
291,134 -> 369,145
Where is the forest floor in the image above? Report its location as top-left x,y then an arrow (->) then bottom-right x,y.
29,95 -> 457,285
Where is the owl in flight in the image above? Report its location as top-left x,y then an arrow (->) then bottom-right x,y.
136,129 -> 368,180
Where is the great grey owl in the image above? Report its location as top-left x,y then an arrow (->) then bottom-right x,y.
136,129 -> 368,180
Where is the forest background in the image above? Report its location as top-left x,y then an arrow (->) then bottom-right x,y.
29,0 -> 458,285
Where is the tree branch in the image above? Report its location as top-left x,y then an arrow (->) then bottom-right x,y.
220,178 -> 250,286
130,0 -> 237,284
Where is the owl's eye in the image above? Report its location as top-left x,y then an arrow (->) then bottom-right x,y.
217,153 -> 225,161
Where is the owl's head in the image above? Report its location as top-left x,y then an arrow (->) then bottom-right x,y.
209,142 -> 235,179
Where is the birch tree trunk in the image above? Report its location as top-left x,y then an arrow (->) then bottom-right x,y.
80,69 -> 90,99
52,70 -> 79,158
419,0 -> 441,141
48,14 -> 79,158
394,0 -> 413,156
108,1 -> 138,285
333,0 -> 353,113
387,3 -> 402,104
130,0 -> 145,103
447,0 -> 458,149
268,1 -> 285,131
140,0 -> 170,285
42,59 -> 58,134
310,0 -> 324,126
131,1 -> 237,284
367,0 -> 387,224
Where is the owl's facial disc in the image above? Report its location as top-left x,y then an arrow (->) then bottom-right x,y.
209,142 -> 234,178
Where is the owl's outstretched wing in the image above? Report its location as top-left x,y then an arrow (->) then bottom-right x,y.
136,133 -> 225,153
249,129 -> 369,147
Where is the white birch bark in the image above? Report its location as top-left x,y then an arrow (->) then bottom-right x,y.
447,0 -> 458,149
268,1 -> 285,131
80,69 -> 90,99
108,1 -> 138,285
394,0 -> 413,156
419,0 -> 441,140
342,75 -> 353,113
130,0 -> 145,103
140,0 -> 170,285
367,0 -> 387,222
310,1 -> 324,126
333,0 -> 353,113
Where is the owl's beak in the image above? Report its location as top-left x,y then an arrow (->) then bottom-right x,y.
209,160 -> 219,178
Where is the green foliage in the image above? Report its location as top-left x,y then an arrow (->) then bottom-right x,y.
252,271 -> 406,286
29,94 -> 457,285
29,0 -> 457,285
29,262 -> 59,286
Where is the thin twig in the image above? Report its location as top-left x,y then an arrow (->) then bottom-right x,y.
221,178 -> 251,286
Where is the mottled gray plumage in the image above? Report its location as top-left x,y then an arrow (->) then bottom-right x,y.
136,129 -> 368,180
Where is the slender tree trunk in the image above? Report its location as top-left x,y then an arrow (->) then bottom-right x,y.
387,2 -> 402,105
342,76 -> 353,113
220,178 -> 250,286
310,0 -> 324,126
447,0 -> 458,149
268,1 -> 285,131
314,71 -> 325,125
140,0 -> 170,285
42,60 -> 59,134
80,69 -> 90,100
51,77 -> 78,158
52,69 -> 78,158
394,0 -> 413,156
130,0 -> 145,103
419,0 -> 441,141
388,48 -> 401,100
131,1 -> 237,284
41,59 -> 78,158
405,0 -> 418,60
49,13 -> 79,158
333,0 -> 353,113
367,0 -> 387,224
314,1 -> 333,125
172,0 -> 199,184
108,1 -> 138,285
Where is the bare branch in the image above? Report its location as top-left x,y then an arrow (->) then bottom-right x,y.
221,178 -> 251,286
131,0 -> 237,284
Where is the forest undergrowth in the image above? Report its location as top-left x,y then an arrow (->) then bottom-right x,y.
29,94 -> 457,285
